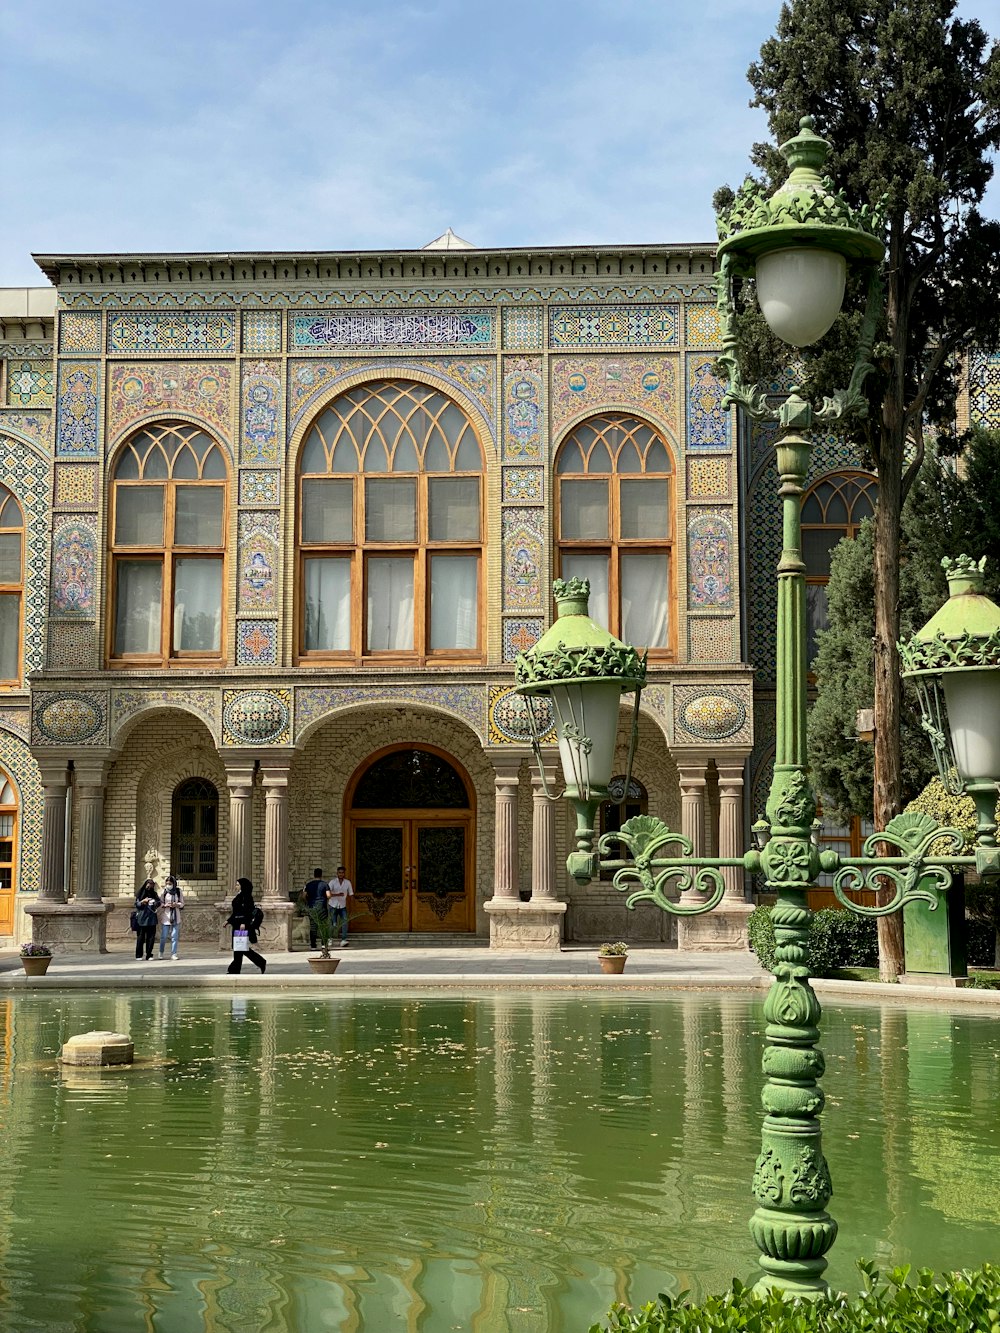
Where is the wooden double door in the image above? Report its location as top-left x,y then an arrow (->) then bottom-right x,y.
345,746 -> 476,934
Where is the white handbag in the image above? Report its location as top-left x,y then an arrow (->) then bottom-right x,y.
233,928 -> 250,952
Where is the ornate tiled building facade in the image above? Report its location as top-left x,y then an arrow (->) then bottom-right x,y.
1,243 -> 756,951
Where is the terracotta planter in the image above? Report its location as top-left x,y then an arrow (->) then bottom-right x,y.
21,955 -> 52,977
598,954 -> 627,975
307,956 -> 341,975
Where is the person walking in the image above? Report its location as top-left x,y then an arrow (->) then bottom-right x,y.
326,865 -> 354,947
157,874 -> 184,959
134,879 -> 160,961
226,877 -> 267,974
300,868 -> 328,950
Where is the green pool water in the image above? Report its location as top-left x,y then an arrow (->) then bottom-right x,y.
0,990 -> 996,1333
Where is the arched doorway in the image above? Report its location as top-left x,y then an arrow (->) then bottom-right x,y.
0,768 -> 16,934
344,745 -> 475,933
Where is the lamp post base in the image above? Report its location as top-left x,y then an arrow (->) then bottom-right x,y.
485,898 -> 567,950
677,899 -> 753,951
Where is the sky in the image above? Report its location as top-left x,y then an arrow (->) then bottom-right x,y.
1,0 -> 996,288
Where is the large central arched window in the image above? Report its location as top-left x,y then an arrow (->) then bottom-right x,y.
556,413 -> 675,654
109,424 -> 228,665
802,472 -> 877,663
298,380 -> 484,661
0,486 -> 24,686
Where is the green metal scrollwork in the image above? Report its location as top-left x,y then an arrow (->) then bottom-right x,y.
596,815 -> 729,915
826,811 -> 968,917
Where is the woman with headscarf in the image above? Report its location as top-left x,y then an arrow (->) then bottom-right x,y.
156,873 -> 184,960
133,878 -> 160,962
225,877 -> 267,974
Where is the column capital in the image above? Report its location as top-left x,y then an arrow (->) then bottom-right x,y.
35,759 -> 71,789
73,756 -> 114,789
224,762 -> 257,790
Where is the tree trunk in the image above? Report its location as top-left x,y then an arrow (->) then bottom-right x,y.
872,255 -> 907,983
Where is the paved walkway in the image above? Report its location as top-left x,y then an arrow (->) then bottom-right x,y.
2,941 -> 998,1005
0,940 -> 769,989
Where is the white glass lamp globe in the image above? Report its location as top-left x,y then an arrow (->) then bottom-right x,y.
942,671 -> 1000,785
549,679 -> 622,799
755,246 -> 847,347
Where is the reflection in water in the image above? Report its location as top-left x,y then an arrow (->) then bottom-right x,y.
0,992 -> 996,1331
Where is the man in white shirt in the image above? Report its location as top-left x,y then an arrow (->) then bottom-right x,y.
326,866 -> 355,947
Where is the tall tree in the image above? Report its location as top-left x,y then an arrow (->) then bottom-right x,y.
745,0 -> 1000,978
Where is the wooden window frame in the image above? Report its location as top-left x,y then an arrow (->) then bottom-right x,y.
296,381 -> 486,665
802,471 -> 877,670
555,414 -> 677,659
107,424 -> 228,670
0,486 -> 24,689
170,778 -> 219,881
0,771 -> 18,897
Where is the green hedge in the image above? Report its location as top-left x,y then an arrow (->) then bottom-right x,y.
589,1262 -> 1000,1332
748,906 -> 878,976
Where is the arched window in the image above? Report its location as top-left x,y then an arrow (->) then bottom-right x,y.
556,414 -> 675,654
0,485 -> 24,686
171,778 -> 219,880
110,424 -> 228,664
599,776 -> 648,881
297,380 -> 484,661
802,473 -> 877,662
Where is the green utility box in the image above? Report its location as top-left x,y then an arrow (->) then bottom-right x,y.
903,872 -> 967,983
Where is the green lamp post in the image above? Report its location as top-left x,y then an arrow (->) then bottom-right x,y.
901,555 -> 1000,874
515,576 -> 647,885
517,117 -> 998,1297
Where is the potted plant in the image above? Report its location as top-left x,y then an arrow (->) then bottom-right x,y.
303,904 -> 340,975
20,942 -> 52,977
598,941 -> 629,975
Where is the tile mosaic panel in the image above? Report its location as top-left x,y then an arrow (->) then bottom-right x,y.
46,621 -> 96,669
58,311 -> 102,354
53,463 -> 98,508
687,510 -> 733,610
291,311 -> 494,349
51,516 -> 97,615
241,360 -> 282,464
107,362 -> 232,444
502,508 -> 544,612
288,358 -> 496,437
111,688 -> 219,740
56,363 -> 99,456
688,455 -> 730,499
502,618 -> 543,662
295,685 -> 486,744
673,685 -> 751,745
108,311 -> 235,354
0,412 -> 50,449
550,355 -> 678,435
1,441 -> 50,675
32,691 -> 107,746
238,469 -> 281,507
6,361 -> 53,408
502,468 -> 543,503
746,431 -> 859,681
242,311 -> 282,354
236,619 -> 278,666
684,303 -> 722,348
688,617 -> 736,664
549,306 -> 679,348
503,357 -> 543,461
0,729 -> 42,898
0,708 -> 29,743
969,349 -> 1000,429
223,689 -> 291,746
488,685 -> 554,745
238,512 -> 279,612
686,355 -> 729,451
502,307 -> 544,350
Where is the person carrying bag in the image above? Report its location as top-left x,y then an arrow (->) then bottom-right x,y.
225,877 -> 267,975
133,879 -> 160,962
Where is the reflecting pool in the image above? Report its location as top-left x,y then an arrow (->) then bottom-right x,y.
0,991 -> 997,1332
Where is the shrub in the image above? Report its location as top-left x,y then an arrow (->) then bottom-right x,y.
748,906 -> 877,977
588,1261 -> 1000,1332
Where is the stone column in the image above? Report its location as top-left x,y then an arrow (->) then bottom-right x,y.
530,770 -> 556,903
257,760 -> 295,953
226,764 -> 255,885
492,766 -> 520,903
485,756 -> 566,950
74,759 -> 110,902
27,758 -> 114,953
678,762 -> 707,859
718,762 -> 746,899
